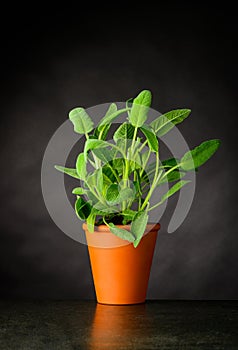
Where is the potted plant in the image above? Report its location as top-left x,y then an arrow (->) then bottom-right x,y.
55,90 -> 221,305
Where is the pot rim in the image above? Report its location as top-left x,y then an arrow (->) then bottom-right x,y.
83,222 -> 160,232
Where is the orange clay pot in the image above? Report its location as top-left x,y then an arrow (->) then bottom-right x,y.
83,223 -> 160,305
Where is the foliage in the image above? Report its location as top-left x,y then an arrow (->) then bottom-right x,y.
55,90 -> 221,247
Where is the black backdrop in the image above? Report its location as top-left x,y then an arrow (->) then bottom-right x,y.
0,7 -> 237,299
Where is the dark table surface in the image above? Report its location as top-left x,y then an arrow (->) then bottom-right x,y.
0,300 -> 237,349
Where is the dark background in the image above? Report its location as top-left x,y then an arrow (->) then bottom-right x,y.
0,6 -> 237,300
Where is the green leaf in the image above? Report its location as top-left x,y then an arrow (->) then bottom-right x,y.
111,158 -> 124,176
87,191 -> 99,204
102,165 -> 117,183
69,107 -> 94,134
129,90 -> 152,127
93,202 -> 118,214
113,123 -> 135,142
160,180 -> 191,204
131,211 -> 149,248
75,197 -> 91,220
87,169 -> 103,189
54,165 -> 80,179
150,109 -> 191,137
97,167 -> 103,193
76,153 -> 87,180
84,139 -> 110,160
92,148 -> 116,163
106,186 -> 134,205
97,106 -> 129,130
106,184 -> 119,202
181,139 -> 221,171
140,124 -> 158,152
72,187 -> 87,195
108,223 -> 135,242
86,211 -> 96,233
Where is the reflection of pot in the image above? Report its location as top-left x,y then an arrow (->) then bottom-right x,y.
88,303 -> 147,349
83,223 -> 160,305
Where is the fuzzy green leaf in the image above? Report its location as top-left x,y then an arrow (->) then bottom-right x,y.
69,107 -> 94,134
54,165 -> 80,179
113,123 -> 135,142
160,180 -> 191,204
76,153 -> 87,180
92,148 -> 116,163
84,139 -> 110,160
106,184 -> 119,202
86,210 -> 96,233
151,109 -> 191,137
129,90 -> 152,127
181,139 -> 221,171
131,211 -> 149,248
72,187 -> 87,195
108,223 -> 135,242
75,197 -> 91,220
140,124 -> 158,152
97,168 -> 103,193
106,185 -> 134,205
102,165 -> 117,183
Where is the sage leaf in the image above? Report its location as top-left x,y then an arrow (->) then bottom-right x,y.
131,211 -> 149,248
76,153 -> 87,180
92,148 -> 116,163
72,187 -> 87,195
97,168 -> 103,193
151,109 -> 191,137
109,223 -> 135,242
140,124 -> 158,152
129,90 -> 152,127
75,197 -> 91,220
86,210 -> 96,233
54,165 -> 80,179
106,184 -> 119,202
113,123 -> 135,142
181,139 -> 221,171
84,139 -> 110,160
69,107 -> 94,134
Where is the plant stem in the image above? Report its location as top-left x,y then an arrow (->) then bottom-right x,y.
158,163 -> 182,183
138,139 -> 148,153
140,151 -> 159,211
147,201 -> 162,212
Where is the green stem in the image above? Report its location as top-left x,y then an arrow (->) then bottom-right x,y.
140,151 -> 159,211
147,200 -> 162,212
139,149 -> 151,178
158,163 -> 182,183
138,139 -> 148,153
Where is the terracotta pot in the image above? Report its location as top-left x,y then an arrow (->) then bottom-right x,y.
83,223 -> 160,305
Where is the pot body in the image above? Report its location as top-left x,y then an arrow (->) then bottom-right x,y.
83,223 -> 160,305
